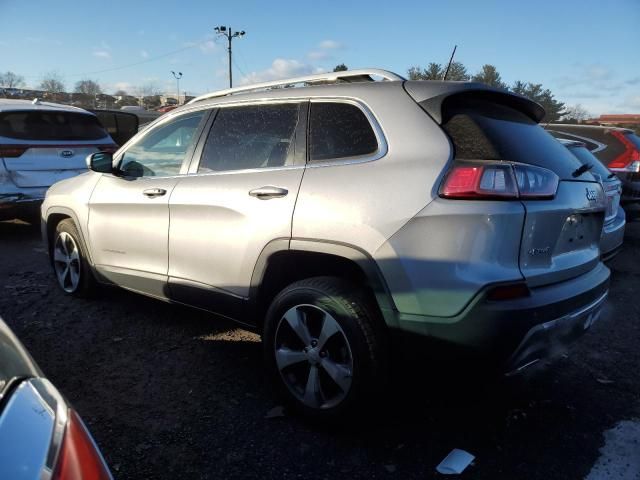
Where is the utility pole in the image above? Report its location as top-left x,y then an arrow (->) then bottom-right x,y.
214,25 -> 246,88
171,71 -> 183,104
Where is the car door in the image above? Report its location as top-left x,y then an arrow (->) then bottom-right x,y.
87,109 -> 209,298
167,101 -> 307,315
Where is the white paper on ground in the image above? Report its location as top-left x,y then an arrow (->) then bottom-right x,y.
436,448 -> 475,475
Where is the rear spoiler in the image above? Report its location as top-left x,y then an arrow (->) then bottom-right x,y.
403,81 -> 545,124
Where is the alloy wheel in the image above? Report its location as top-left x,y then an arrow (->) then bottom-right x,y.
53,231 -> 81,293
274,304 -> 354,409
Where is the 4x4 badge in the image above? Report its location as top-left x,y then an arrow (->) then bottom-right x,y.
585,188 -> 598,202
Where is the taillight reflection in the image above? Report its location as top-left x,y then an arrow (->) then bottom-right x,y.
52,410 -> 112,480
440,162 -> 559,200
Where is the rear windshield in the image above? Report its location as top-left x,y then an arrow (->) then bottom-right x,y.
568,145 -> 613,180
0,111 -> 108,141
440,98 -> 585,180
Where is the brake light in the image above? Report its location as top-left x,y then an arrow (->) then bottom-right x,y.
52,410 -> 111,480
440,162 -> 559,200
608,131 -> 640,172
0,145 -> 28,157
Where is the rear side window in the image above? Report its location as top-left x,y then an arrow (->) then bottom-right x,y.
199,103 -> 300,172
441,99 -> 583,179
309,102 -> 378,161
0,111 -> 108,141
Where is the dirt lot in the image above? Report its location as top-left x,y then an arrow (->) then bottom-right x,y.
1,219 -> 639,479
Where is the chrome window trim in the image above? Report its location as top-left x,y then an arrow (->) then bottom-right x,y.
307,97 -> 388,168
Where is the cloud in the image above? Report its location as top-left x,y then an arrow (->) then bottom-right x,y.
319,40 -> 343,49
93,50 -> 111,59
240,58 -> 324,85
626,77 -> 640,86
624,96 -> 640,109
307,50 -> 329,61
92,41 -> 112,60
140,50 -> 149,59
199,40 -> 217,54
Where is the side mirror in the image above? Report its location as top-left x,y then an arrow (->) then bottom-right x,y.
86,152 -> 114,173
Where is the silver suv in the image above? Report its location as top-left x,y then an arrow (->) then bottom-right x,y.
41,69 -> 610,418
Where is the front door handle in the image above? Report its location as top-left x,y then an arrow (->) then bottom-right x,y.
249,186 -> 288,200
143,188 -> 167,198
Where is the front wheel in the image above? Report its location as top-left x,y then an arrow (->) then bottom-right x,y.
263,277 -> 387,419
51,219 -> 96,297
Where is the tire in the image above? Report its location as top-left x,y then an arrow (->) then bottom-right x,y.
51,219 -> 96,297
263,276 -> 387,420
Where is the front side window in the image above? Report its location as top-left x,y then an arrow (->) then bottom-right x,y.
309,102 -> 378,162
198,103 -> 300,173
119,110 -> 206,177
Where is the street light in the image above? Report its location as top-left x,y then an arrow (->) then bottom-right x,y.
171,71 -> 183,104
214,25 -> 245,88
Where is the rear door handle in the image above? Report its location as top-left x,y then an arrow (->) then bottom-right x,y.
143,188 -> 167,197
249,186 -> 288,200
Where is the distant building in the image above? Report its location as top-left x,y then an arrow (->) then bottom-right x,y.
587,114 -> 640,126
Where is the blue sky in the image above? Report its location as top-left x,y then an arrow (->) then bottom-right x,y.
0,0 -> 638,115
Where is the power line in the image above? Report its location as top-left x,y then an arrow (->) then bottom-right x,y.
19,39 -> 213,80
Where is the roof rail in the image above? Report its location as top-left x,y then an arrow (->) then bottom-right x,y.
187,68 -> 405,105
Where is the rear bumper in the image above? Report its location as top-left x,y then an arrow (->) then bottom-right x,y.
391,262 -> 610,371
0,193 -> 44,221
505,290 -> 607,375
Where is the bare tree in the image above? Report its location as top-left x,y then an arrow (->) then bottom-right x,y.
39,71 -> 66,93
562,104 -> 591,123
74,79 -> 102,96
0,71 -> 25,88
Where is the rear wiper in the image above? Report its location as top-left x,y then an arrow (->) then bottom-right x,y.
572,163 -> 593,178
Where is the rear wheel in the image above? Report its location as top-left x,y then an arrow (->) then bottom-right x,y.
52,219 -> 96,297
263,277 -> 387,419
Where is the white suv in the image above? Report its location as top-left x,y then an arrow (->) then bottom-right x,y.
42,70 -> 610,418
0,99 -> 116,222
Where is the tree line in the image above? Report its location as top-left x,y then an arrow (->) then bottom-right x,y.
407,62 -> 573,122
2,66 -> 587,121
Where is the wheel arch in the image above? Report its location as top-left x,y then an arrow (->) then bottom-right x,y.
43,207 -> 94,266
249,239 -> 397,331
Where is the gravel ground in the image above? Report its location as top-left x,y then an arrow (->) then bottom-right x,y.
1,219 -> 639,479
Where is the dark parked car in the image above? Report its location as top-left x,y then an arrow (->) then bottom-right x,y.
558,138 -> 625,260
545,124 -> 640,204
0,317 -> 111,479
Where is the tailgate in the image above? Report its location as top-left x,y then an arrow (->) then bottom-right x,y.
520,181 -> 605,287
3,145 -> 98,187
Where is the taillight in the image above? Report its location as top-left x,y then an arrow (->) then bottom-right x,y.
440,162 -> 559,200
0,145 -> 28,157
98,144 -> 119,154
608,131 -> 640,172
52,410 -> 112,480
